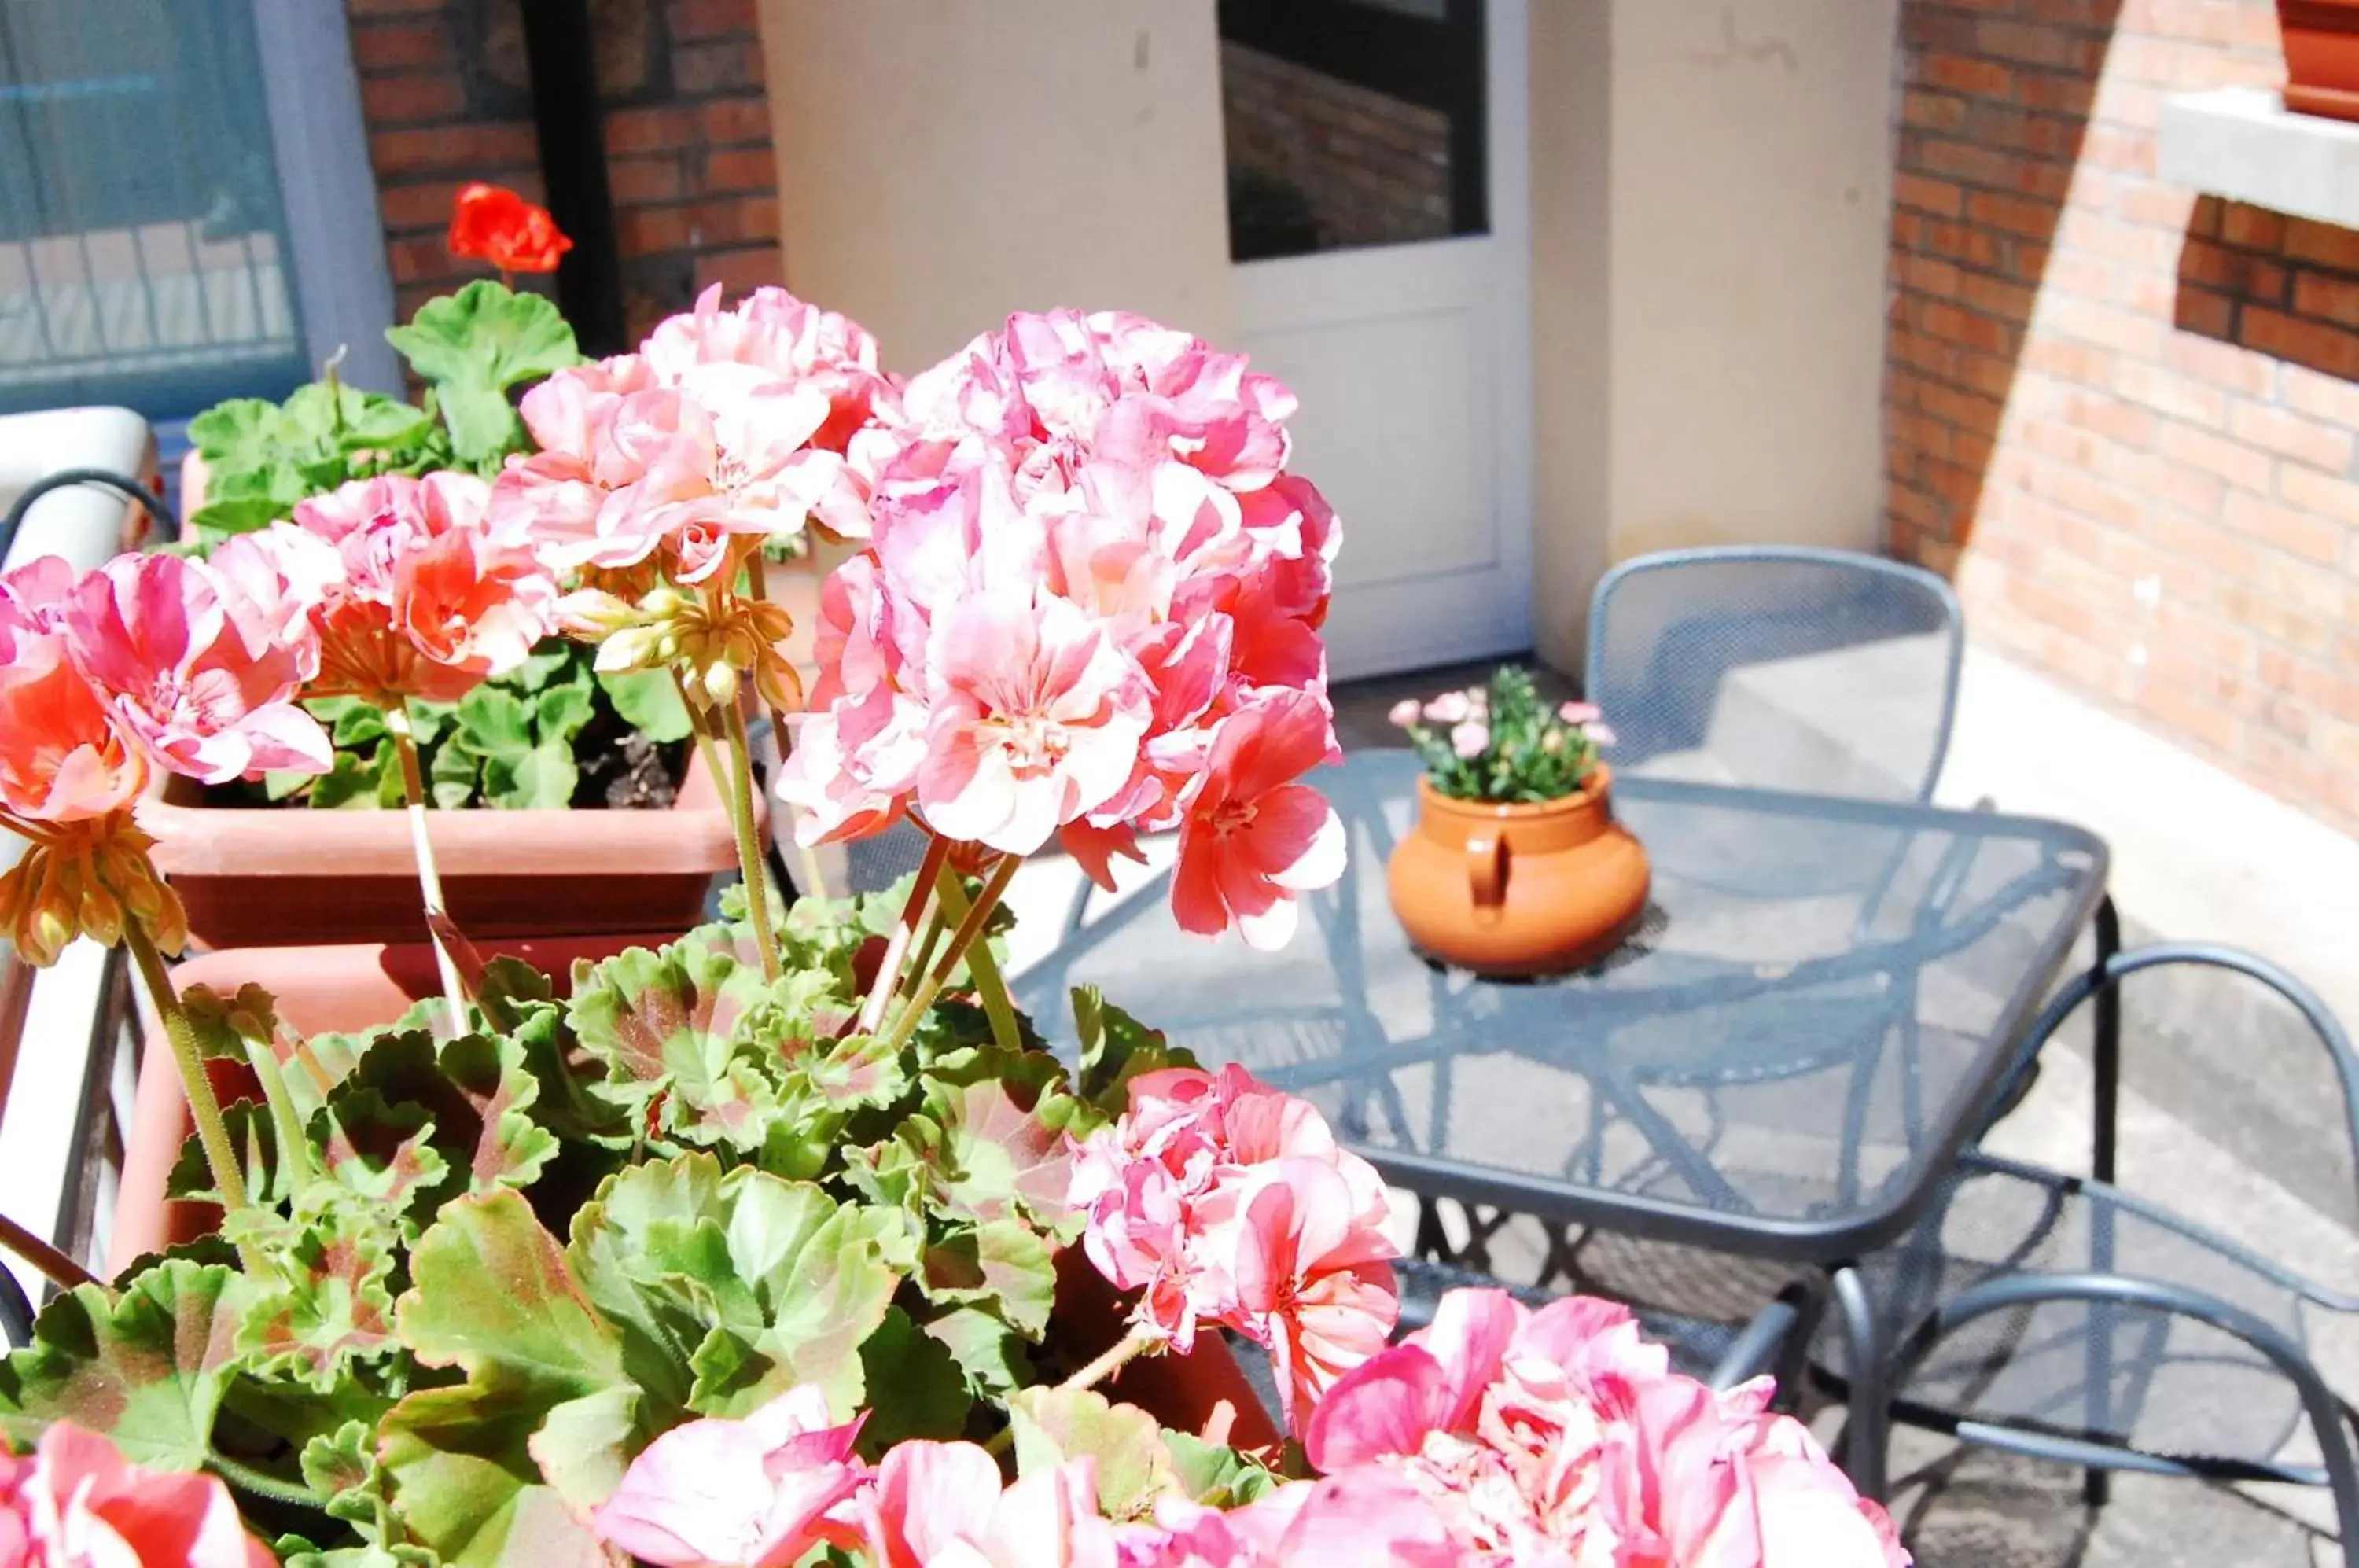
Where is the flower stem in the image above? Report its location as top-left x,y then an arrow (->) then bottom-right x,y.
742,550 -> 832,904
1058,1327 -> 1159,1396
717,697 -> 782,982
123,918 -> 254,1231
932,863 -> 1021,1053
859,835 -> 948,1034
206,1450 -> 323,1511
0,1206 -> 97,1291
672,669 -> 727,801
902,905 -> 949,1000
878,854 -> 1020,1054
382,704 -> 467,1037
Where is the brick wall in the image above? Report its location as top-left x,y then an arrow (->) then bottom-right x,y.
1220,42 -> 1450,255
1887,0 -> 2359,832
346,0 -> 781,345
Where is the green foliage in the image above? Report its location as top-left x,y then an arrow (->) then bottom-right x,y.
186,284 -> 580,549
256,639 -> 685,812
385,282 -> 582,465
0,882 -> 1220,1559
186,384 -> 436,549
1007,1386 -> 1182,1522
0,1261 -> 248,1470
1400,664 -> 1610,804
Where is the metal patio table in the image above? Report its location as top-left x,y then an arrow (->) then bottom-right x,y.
1014,749 -> 2111,1496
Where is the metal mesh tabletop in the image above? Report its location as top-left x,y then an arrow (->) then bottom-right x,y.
1017,749 -> 2109,1263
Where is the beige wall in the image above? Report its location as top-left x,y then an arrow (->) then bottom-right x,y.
758,0 -> 1235,376
1529,1 -> 1902,672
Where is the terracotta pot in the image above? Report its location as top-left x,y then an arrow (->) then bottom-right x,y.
1047,1248 -> 1284,1452
110,931 -> 677,1274
1386,768 -> 1651,977
142,749 -> 759,951
2283,0 -> 2359,120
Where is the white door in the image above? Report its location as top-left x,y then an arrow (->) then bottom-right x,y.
1220,0 -> 1532,680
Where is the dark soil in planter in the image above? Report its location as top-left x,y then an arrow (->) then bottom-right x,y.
581,718 -> 686,810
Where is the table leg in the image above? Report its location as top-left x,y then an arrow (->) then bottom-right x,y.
1831,1264 -> 1889,1500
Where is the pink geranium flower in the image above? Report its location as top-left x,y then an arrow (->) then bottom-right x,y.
0,570 -> 145,823
0,1421 -> 272,1567
591,1386 -> 868,1568
859,1441 -> 1119,1568
916,589 -> 1152,855
1231,1160 -> 1401,1436
1170,690 -> 1344,951
59,550 -> 330,786
285,470 -> 558,704
1120,1471 -> 1459,1566
1305,1287 -> 1909,1567
1069,1066 -> 1400,1419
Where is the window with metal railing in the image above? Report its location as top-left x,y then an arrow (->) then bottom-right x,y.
0,0 -> 308,418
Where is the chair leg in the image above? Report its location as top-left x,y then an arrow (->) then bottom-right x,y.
2085,895 -> 2122,1511
1831,1265 -> 1888,1500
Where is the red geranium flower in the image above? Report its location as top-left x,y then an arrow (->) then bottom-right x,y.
447,181 -> 572,274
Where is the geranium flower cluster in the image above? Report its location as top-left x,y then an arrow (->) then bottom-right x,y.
1306,1289 -> 1909,1567
776,309 -> 1347,950
0,546 -> 329,961
491,282 -> 896,588
1067,1064 -> 1400,1434
0,1421 -> 271,1567
591,1385 -> 1457,1568
275,469 -> 560,703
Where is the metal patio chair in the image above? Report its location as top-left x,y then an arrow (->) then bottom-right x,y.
1584,544 -> 1965,808
1824,944 -> 2359,1560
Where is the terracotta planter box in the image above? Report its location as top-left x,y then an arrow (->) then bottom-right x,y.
2283,0 -> 2359,121
110,931 -> 675,1274
142,749 -> 759,950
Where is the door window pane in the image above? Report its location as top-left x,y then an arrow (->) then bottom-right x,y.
0,0 -> 307,417
1219,0 -> 1487,263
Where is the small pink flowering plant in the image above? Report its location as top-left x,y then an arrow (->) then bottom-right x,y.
1,281 -> 1902,1568
1391,665 -> 1614,804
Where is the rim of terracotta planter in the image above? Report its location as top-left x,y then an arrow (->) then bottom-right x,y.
1412,766 -> 1616,849
141,743 -> 756,878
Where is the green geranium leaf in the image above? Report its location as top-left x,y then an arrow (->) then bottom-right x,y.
535,680 -> 596,748
916,1064 -> 1089,1229
918,1220 -> 1058,1339
485,738 -> 576,810
302,1418 -> 399,1542
308,1038 -> 453,1223
566,1154 -> 908,1421
167,1101 -> 295,1209
509,644 -> 578,694
1006,1386 -> 1180,1523
318,1031 -> 560,1224
190,495 -> 291,540
234,1207 -> 400,1393
189,396 -> 283,466
311,748 -> 388,810
0,1261 -> 245,1470
387,281 -> 582,462
1073,987 -> 1199,1117
403,698 -> 454,748
1165,1429 -> 1281,1507
429,741 -> 480,810
308,696 -> 390,749
381,1191 -> 632,1566
854,1307 -> 971,1452
455,686 -> 532,759
924,1305 -> 1032,1399
568,940 -> 775,1137
596,668 -> 694,743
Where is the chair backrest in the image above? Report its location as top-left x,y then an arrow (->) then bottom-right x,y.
1583,546 -> 1964,802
